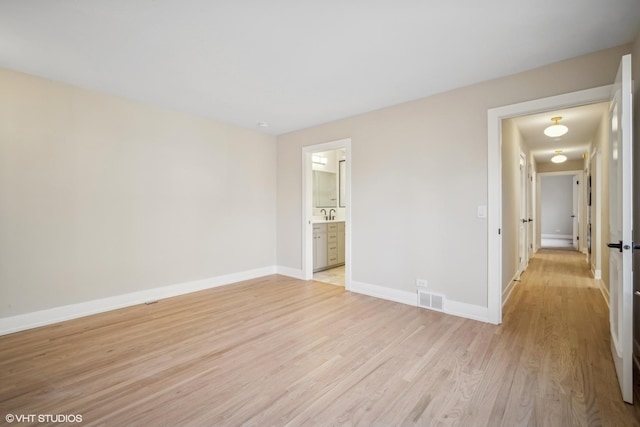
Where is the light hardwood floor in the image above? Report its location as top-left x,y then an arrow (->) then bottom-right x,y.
1,249 -> 639,426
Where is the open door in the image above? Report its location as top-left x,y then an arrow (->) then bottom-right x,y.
527,164 -> 534,259
572,175 -> 579,250
606,54 -> 633,404
518,153 -> 527,273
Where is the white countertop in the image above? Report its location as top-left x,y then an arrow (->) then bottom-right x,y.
312,219 -> 345,224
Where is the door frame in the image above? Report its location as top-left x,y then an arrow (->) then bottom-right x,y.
573,173 -> 579,249
527,163 -> 535,259
590,147 -> 603,281
301,138 -> 352,289
487,85 -> 611,324
537,171 -> 584,249
518,151 -> 528,273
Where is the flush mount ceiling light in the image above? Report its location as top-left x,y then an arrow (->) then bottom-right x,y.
544,116 -> 568,137
551,150 -> 567,163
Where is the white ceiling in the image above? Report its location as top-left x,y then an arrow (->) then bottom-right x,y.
1,1 -> 638,135
511,102 -> 610,163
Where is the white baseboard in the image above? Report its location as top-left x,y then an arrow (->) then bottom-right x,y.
502,272 -> 521,305
597,279 -> 609,307
445,300 -> 489,323
350,280 -> 489,323
350,281 -> 416,306
0,266 -> 276,336
541,234 -> 572,239
276,265 -> 304,280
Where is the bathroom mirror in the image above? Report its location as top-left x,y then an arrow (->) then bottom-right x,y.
313,171 -> 337,208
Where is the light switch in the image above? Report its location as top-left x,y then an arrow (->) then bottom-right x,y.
477,205 -> 487,218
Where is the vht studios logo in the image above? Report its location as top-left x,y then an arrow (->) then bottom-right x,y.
5,413 -> 83,423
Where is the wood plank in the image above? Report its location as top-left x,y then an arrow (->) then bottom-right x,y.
0,251 -> 638,426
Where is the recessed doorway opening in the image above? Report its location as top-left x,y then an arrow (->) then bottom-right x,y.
487,85 -> 612,324
302,139 -> 352,290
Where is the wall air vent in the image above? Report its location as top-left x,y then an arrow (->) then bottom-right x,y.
417,290 -> 445,312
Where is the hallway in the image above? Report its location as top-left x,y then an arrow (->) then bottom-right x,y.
502,248 -> 639,425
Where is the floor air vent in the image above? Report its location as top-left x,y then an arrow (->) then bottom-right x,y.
417,290 -> 445,312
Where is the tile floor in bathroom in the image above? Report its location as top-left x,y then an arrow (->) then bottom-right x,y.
313,265 -> 345,287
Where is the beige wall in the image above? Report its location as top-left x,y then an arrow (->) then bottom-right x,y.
276,44 -> 630,308
0,68 -> 277,318
590,111 -> 610,289
2,38 -> 634,320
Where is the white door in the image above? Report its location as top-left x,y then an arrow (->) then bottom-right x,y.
572,175 -> 579,250
607,54 -> 633,403
518,153 -> 527,273
527,164 -> 534,259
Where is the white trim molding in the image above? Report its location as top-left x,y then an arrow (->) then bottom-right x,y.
487,84 -> 612,325
0,266 -> 276,336
445,300 -> 489,323
502,273 -> 521,306
276,266 -> 304,280
541,234 -> 573,239
350,281 -> 417,306
350,281 -> 489,323
301,138 -> 352,291
597,279 -> 609,307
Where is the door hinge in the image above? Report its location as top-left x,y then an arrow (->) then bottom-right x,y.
498,228 -> 501,235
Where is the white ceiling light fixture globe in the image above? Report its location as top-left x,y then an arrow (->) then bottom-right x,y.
551,150 -> 567,163
544,116 -> 568,137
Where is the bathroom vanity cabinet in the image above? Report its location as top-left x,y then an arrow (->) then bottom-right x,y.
313,221 -> 345,272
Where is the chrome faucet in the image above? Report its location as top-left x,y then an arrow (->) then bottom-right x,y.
320,208 -> 327,220
329,209 -> 336,220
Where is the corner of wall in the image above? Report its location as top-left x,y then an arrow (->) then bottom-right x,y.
276,266 -> 304,280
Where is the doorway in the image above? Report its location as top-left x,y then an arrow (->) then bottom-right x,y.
302,138 -> 351,290
487,85 -> 611,324
490,55 -> 634,404
539,172 -> 582,250
590,148 -> 603,280
311,148 -> 346,286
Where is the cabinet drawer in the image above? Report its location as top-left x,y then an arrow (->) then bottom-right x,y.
328,242 -> 337,253
328,255 -> 338,264
327,223 -> 339,232
313,224 -> 326,232
327,232 -> 337,243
